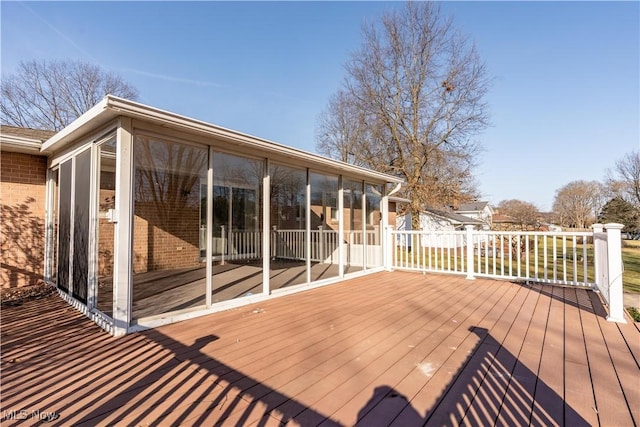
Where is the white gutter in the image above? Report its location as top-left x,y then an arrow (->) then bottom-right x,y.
388,182 -> 403,197
40,97 -> 111,153
40,95 -> 403,184
0,134 -> 43,154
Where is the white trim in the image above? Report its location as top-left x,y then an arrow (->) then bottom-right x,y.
113,118 -> 134,335
263,158 -> 271,294
0,134 -> 43,154
206,146 -> 214,308
41,95 -> 402,185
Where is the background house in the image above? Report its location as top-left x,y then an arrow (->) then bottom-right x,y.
395,207 -> 485,249
455,201 -> 493,230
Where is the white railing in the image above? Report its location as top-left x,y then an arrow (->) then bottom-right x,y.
272,228 -> 340,262
388,223 -> 626,323
201,227 -> 342,263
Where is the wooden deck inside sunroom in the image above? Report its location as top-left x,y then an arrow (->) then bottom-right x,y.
1,271 -> 638,426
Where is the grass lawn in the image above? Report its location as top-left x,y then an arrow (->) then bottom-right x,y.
395,236 -> 640,295
622,239 -> 640,294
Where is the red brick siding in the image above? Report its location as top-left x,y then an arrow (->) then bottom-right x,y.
0,152 -> 48,288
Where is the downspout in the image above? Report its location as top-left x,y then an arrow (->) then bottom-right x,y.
388,182 -> 402,197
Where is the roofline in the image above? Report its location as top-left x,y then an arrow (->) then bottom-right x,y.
400,209 -> 484,225
0,134 -> 44,154
41,95 -> 404,184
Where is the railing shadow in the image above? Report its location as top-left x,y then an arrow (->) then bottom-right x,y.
355,327 -> 590,426
1,291 -> 594,426
0,296 -> 341,426
514,280 -> 606,317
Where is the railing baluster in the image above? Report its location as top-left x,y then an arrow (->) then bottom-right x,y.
517,234 -> 521,278
500,234 -> 505,276
525,235 -> 530,279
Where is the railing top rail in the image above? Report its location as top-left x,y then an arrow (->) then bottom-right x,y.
475,230 -> 593,237
390,229 -> 593,237
391,230 -> 466,235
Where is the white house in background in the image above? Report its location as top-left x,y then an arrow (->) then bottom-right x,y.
397,208 -> 485,232
396,207 -> 485,249
455,201 -> 493,230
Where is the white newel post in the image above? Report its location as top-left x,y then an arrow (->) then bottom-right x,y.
385,226 -> 393,271
465,225 -> 475,280
605,223 -> 626,323
592,224 -> 605,295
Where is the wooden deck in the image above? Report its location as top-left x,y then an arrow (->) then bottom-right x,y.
2,272 -> 639,426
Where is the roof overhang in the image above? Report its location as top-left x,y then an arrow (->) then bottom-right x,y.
41,95 -> 404,185
0,134 -> 44,154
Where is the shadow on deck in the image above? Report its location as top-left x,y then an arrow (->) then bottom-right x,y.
1,272 -> 638,426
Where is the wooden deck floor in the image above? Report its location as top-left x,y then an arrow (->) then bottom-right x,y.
1,272 -> 638,426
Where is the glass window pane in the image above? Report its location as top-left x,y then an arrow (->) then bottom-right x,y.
365,183 -> 383,268
97,139 -> 116,316
211,152 -> 264,303
343,179 -> 364,274
50,169 -> 59,285
57,160 -> 72,292
270,164 -> 307,290
132,135 -> 208,320
72,149 -> 91,303
310,172 -> 339,281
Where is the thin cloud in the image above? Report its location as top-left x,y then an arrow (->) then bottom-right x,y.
18,2 -> 98,62
120,68 -> 227,88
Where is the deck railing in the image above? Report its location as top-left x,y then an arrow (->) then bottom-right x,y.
388,223 -> 626,323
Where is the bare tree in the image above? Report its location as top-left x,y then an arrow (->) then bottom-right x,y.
1,59 -> 138,131
552,180 -> 605,229
316,90 -> 369,165
497,199 -> 540,229
605,150 -> 640,208
316,2 -> 490,226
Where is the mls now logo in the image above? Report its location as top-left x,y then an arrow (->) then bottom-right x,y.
3,409 -> 59,422
2,409 -> 29,420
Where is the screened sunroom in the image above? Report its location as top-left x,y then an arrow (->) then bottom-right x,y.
41,96 -> 403,335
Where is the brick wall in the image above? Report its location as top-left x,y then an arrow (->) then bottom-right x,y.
132,201 -> 202,274
0,151 -> 48,288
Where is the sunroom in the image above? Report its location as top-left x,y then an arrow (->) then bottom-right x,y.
41,96 -> 403,335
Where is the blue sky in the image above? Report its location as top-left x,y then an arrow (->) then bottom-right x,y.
2,1 -> 638,211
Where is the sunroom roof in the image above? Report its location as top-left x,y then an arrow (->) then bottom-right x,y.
41,95 -> 403,184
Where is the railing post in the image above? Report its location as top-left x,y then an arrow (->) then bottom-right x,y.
605,223 -> 626,323
465,225 -> 475,280
592,224 -> 605,293
385,226 -> 393,271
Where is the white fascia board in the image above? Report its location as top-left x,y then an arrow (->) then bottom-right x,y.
0,134 -> 43,154
40,97 -> 112,154
40,95 -> 404,185
107,96 -> 403,184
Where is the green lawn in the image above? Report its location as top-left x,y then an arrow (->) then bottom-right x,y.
622,240 -> 640,294
394,236 -> 640,294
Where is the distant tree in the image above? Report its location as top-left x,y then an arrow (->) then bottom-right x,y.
315,2 -> 490,227
1,59 -> 138,131
605,150 -> 640,208
552,180 -> 605,229
597,197 -> 640,232
497,199 -> 539,229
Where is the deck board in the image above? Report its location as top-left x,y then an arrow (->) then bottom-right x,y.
1,271 -> 639,426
